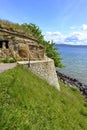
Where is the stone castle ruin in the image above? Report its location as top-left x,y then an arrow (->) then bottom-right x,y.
0,24 -> 60,90
0,26 -> 45,61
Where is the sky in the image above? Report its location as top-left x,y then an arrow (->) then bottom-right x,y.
0,0 -> 87,45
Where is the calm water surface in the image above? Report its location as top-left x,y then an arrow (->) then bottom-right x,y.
56,45 -> 87,85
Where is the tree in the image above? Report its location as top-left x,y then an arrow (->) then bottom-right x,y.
21,23 -> 44,43
21,23 -> 63,68
45,41 -> 63,67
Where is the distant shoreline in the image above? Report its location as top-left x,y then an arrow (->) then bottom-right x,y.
55,44 -> 87,47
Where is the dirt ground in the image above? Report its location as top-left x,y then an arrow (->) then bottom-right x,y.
0,63 -> 17,73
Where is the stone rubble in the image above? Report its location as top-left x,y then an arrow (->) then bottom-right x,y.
56,70 -> 87,100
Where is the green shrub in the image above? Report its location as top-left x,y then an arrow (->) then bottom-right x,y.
3,58 -> 9,63
0,58 -> 17,63
9,58 -> 17,63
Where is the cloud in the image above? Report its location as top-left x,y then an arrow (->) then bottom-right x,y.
81,24 -> 87,31
44,31 -> 65,43
44,25 -> 87,45
64,32 -> 87,45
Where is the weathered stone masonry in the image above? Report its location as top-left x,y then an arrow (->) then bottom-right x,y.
0,26 -> 45,60
0,25 -> 60,90
19,58 -> 60,90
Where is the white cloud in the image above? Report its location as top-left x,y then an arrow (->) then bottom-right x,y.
44,31 -> 65,43
81,24 -> 87,31
44,25 -> 87,45
64,31 -> 87,45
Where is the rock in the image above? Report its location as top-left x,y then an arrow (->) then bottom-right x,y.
85,97 -> 87,102
56,70 -> 87,97
84,89 -> 87,95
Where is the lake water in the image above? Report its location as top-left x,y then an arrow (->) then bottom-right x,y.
56,44 -> 87,85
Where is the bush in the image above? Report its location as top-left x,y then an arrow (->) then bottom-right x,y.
0,58 -> 17,63
9,58 -> 17,63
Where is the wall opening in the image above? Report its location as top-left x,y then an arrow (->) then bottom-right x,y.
0,40 -> 9,49
5,41 -> 9,48
0,41 -> 3,48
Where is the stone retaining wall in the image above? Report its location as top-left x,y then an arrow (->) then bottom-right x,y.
18,59 -> 60,90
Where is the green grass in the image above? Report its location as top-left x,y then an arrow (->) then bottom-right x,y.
0,19 -> 31,35
0,65 -> 87,130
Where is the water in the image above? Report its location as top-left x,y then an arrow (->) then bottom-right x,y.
56,44 -> 87,85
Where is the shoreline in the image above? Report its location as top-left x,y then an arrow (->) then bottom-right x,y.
56,70 -> 87,99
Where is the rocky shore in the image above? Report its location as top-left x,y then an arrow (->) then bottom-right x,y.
56,70 -> 87,100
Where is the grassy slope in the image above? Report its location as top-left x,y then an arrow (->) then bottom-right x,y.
0,65 -> 87,130
0,20 -> 31,35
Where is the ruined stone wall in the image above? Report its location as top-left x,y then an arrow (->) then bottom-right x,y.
21,58 -> 60,90
0,30 -> 45,60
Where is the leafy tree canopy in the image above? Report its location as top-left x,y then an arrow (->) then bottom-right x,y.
21,23 -> 63,68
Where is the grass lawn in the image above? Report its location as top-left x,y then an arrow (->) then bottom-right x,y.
0,65 -> 87,130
